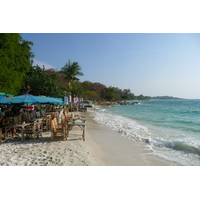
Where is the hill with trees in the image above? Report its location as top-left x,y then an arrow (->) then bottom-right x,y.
151,96 -> 183,100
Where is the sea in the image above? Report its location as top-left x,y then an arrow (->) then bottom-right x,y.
91,99 -> 200,166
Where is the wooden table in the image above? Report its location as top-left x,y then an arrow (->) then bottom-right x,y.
4,123 -> 31,142
73,117 -> 86,122
45,112 -> 58,115
67,122 -> 86,141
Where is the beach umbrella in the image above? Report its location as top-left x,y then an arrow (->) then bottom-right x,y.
0,94 -> 63,105
5,94 -> 14,97
0,92 -> 14,97
43,97 -> 64,105
37,95 -> 63,105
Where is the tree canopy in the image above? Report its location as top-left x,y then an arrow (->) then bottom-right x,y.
0,33 -> 34,95
21,65 -> 68,97
61,60 -> 84,91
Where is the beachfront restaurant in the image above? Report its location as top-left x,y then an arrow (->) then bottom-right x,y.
0,95 -> 86,143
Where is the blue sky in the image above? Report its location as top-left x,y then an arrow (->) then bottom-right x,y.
22,33 -> 200,99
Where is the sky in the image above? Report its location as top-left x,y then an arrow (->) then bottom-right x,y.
22,33 -> 200,99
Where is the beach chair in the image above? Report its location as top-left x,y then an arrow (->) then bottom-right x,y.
43,115 -> 52,131
51,118 -> 66,141
62,114 -> 72,123
50,111 -> 59,120
62,114 -> 73,131
64,107 -> 69,115
35,119 -> 43,138
23,118 -> 43,140
23,121 -> 37,140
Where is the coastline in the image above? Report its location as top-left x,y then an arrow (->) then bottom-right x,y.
85,111 -> 176,166
0,110 -> 176,166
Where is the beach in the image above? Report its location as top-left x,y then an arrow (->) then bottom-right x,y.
0,108 -> 197,200
86,111 -> 176,166
0,126 -> 103,166
0,110 -> 177,166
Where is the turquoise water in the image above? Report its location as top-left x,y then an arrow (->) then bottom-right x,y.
93,99 -> 200,165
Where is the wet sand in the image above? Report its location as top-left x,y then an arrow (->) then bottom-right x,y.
85,111 -> 176,166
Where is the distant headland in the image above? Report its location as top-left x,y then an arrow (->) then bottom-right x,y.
151,96 -> 183,100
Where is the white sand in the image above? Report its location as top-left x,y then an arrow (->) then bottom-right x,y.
0,128 -> 104,166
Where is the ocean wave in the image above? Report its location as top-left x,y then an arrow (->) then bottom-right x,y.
92,108 -> 200,165
169,142 -> 200,156
93,109 -> 152,143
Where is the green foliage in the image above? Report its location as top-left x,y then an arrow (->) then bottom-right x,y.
151,96 -> 180,100
61,60 -> 84,91
21,65 -> 67,97
86,90 -> 98,100
121,94 -> 128,100
82,81 -> 93,85
136,94 -> 151,100
101,87 -> 115,100
21,60 -> 85,98
81,81 -> 106,100
0,33 -> 34,95
81,81 -> 150,101
70,82 -> 85,97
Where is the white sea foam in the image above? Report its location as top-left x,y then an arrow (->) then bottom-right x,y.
92,107 -> 200,166
93,109 -> 152,143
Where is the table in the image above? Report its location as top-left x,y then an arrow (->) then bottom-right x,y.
73,117 -> 86,122
67,122 -> 86,141
45,112 -> 58,115
4,123 -> 31,142
3,117 -> 44,142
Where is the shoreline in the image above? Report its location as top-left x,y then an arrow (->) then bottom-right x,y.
0,110 -> 176,166
85,111 -> 176,166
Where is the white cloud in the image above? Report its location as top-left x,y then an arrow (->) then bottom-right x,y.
33,59 -> 56,70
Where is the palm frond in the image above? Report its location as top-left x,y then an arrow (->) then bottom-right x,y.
60,60 -> 84,91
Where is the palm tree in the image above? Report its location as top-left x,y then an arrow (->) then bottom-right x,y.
61,60 -> 84,91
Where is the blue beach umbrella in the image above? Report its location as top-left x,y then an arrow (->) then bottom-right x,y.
0,92 -> 14,97
44,97 -> 64,105
0,94 -> 63,105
